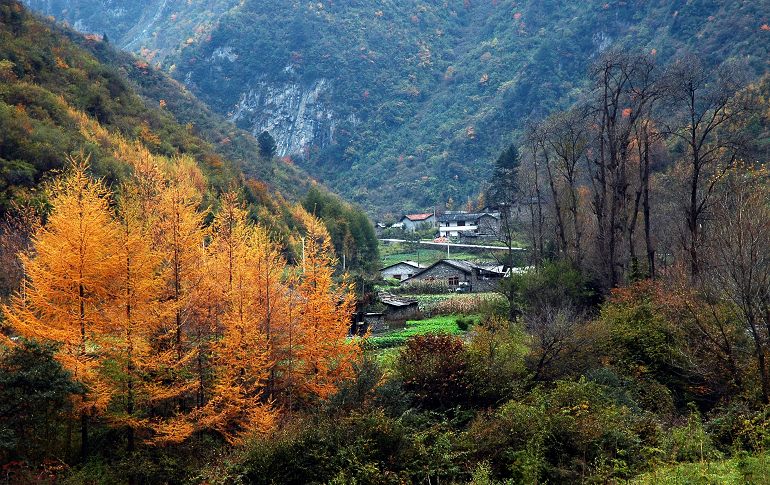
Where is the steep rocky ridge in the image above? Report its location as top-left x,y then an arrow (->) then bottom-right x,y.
24,0 -> 239,64
24,0 -> 770,214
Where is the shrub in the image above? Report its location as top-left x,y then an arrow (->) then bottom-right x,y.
456,316 -> 472,331
466,379 -> 654,482
664,404 -> 723,463
0,340 -> 82,465
221,411 -> 410,484
396,334 -> 471,409
466,317 -> 528,405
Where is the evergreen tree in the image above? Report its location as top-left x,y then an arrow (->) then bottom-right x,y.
257,131 -> 277,159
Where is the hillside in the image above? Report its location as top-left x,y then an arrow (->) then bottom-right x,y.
24,0 -> 770,214
0,2 -> 378,278
0,1 -> 294,216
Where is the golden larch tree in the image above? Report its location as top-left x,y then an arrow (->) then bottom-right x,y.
2,158 -> 121,456
99,191 -> 162,450
198,193 -> 276,442
142,156 -> 208,445
291,206 -> 360,403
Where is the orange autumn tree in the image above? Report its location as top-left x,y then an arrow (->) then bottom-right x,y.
2,158 -> 120,457
290,206 -> 360,404
197,192 -> 276,442
99,191 -> 162,451
141,156 -> 208,444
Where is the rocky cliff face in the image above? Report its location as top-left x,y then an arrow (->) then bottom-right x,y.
227,78 -> 336,157
24,0 -> 770,213
23,0 -> 238,64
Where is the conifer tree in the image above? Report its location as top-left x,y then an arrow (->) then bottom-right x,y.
143,157 -> 207,444
100,193 -> 160,450
199,193 -> 275,442
292,207 -> 360,402
3,157 -> 120,457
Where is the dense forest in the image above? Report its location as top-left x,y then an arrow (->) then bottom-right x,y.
23,0 -> 770,213
0,0 -> 378,277
3,0 -> 770,484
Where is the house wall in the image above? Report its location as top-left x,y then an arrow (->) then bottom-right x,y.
477,214 -> 500,235
473,273 -> 503,292
405,262 -> 503,292
405,263 -> 471,288
381,263 -> 420,280
384,303 -> 420,322
401,215 -> 436,232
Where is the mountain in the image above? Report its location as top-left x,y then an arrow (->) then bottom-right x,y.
20,1 -> 770,215
0,1 -> 379,276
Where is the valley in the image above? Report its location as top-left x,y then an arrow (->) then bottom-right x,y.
24,0 -> 770,213
2,1 -> 770,483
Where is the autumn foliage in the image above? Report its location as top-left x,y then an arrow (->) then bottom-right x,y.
2,156 -> 360,447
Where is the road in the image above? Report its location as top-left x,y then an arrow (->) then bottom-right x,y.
379,239 -> 526,251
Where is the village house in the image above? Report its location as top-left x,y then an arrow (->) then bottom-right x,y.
379,292 -> 421,322
379,261 -> 424,281
401,259 -> 506,292
437,211 -> 500,238
399,212 -> 437,232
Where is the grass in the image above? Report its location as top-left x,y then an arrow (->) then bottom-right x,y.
366,314 -> 479,350
379,242 -> 501,268
631,453 -> 770,484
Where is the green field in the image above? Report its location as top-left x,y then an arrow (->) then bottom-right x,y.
631,453 -> 770,484
366,314 -> 479,349
379,242 -> 502,268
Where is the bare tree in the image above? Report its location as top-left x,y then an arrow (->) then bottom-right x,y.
519,129 -> 546,267
707,164 -> 770,403
525,304 -> 586,381
542,107 -> 590,270
0,203 -> 39,299
661,55 -> 753,278
629,118 -> 667,278
586,50 -> 660,287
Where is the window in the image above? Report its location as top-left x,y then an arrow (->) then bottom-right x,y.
448,276 -> 460,286
457,221 -> 465,226
394,274 -> 401,280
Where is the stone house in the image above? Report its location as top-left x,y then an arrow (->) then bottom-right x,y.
350,312 -> 386,335
380,261 -> 424,281
399,213 -> 437,232
437,211 -> 500,238
379,293 -> 420,321
402,259 -> 506,292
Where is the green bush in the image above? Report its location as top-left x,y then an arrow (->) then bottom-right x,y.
466,317 -> 528,405
466,378 -> 655,482
456,316 -> 473,331
0,340 -> 82,465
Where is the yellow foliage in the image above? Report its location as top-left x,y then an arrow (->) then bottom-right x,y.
3,163 -> 360,446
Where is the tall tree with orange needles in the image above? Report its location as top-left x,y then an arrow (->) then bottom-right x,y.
144,157 -> 208,444
291,207 -> 360,404
100,192 -> 161,451
2,157 -> 120,458
198,193 -> 276,442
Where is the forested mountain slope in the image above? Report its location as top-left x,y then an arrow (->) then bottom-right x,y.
0,2 -> 378,280
25,1 -> 770,214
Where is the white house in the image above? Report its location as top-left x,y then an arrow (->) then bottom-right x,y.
380,261 -> 425,281
437,211 -> 500,238
399,213 -> 437,232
